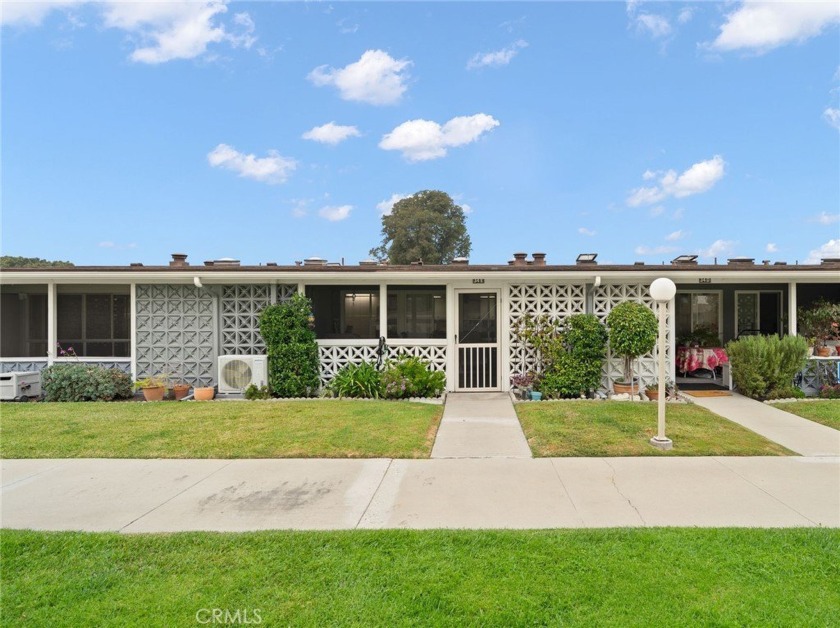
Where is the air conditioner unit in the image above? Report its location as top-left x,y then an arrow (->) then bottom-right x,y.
218,355 -> 268,394
0,371 -> 42,401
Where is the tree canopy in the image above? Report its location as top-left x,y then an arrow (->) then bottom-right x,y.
0,256 -> 74,268
370,190 -> 471,265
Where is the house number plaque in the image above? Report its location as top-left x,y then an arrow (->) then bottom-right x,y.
472,278 -> 485,284
698,278 -> 711,284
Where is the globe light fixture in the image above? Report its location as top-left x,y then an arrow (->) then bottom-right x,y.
649,277 -> 676,450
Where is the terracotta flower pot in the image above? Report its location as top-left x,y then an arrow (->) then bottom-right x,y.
173,384 -> 191,401
816,346 -> 832,357
194,387 -> 215,401
142,386 -> 166,402
646,389 -> 660,401
613,382 -> 640,395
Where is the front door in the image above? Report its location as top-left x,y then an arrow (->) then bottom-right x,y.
456,291 -> 499,390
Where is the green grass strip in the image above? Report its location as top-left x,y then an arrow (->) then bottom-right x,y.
0,400 -> 442,459
769,400 -> 840,430
2,528 -> 838,626
517,401 -> 792,456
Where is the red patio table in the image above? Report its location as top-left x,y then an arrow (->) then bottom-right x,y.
677,346 -> 729,382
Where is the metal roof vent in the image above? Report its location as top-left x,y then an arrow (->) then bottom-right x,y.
727,257 -> 755,265
821,257 -> 840,266
511,252 -> 527,267
671,254 -> 698,265
213,257 -> 240,267
532,252 -> 546,266
576,253 -> 598,265
169,253 -> 189,267
451,257 -> 469,265
303,257 -> 327,266
359,259 -> 378,266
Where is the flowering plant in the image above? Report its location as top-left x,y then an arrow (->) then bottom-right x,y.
56,342 -> 79,359
510,371 -> 537,389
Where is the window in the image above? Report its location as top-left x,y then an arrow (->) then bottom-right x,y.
675,292 -> 721,345
306,285 -> 380,339
387,286 -> 446,339
57,290 -> 130,357
0,285 -> 47,358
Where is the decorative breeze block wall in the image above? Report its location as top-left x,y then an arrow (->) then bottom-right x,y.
219,284 -> 296,355
0,361 -> 48,373
317,342 -> 448,387
592,283 -> 672,391
135,285 -> 217,386
507,284 -> 587,378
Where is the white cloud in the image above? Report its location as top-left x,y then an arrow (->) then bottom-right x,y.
376,193 -> 409,216
302,122 -> 361,145
671,207 -> 685,221
467,40 -> 528,70
2,1 -> 256,64
765,242 -> 778,253
318,205 -> 352,222
627,155 -> 726,206
379,114 -> 500,162
699,239 -> 736,260
823,107 -> 840,130
634,13 -> 672,39
709,1 -> 840,53
308,49 -> 411,105
634,245 -> 678,256
648,205 -> 666,217
579,227 -> 597,236
461,203 -> 474,215
207,143 -> 296,184
678,7 -> 695,25
810,211 -> 840,225
665,230 -> 685,241
805,239 -> 840,264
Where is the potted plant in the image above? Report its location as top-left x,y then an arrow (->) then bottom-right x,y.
135,375 -> 167,402
606,302 -> 658,398
800,299 -> 840,357
510,372 -> 536,400
645,379 -> 676,402
172,381 -> 191,400
193,385 -> 216,401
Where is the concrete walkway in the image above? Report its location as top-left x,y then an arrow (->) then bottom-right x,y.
431,392 -> 531,458
688,393 -> 840,457
3,456 -> 837,531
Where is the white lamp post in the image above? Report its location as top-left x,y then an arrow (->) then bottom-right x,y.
649,277 -> 676,450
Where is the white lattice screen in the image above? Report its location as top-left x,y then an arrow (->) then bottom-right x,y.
507,284 -> 587,378
592,283 -> 673,391
318,342 -> 447,387
220,284 -> 297,356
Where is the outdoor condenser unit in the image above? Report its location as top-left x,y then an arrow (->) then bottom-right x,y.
0,371 -> 42,401
217,356 -> 268,394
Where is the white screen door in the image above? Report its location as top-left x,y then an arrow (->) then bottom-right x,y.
456,291 -> 499,390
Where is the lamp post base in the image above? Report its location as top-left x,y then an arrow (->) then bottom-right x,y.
649,436 -> 673,451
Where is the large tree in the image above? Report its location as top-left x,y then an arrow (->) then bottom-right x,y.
0,256 -> 73,268
370,190 -> 471,265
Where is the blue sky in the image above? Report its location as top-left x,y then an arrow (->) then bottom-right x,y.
3,1 -> 839,266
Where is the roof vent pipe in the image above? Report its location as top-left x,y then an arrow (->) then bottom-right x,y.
532,252 -> 546,266
170,253 -> 189,267
512,252 -> 527,267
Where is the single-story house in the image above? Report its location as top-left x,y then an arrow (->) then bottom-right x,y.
2,252 -> 838,395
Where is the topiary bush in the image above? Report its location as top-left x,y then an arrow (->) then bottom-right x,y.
726,334 -> 808,400
259,293 -> 320,397
41,364 -> 133,402
606,301 -> 658,386
381,355 -> 445,399
327,362 -> 382,398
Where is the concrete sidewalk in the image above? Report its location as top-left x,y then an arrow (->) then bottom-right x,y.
3,456 -> 837,532
431,392 -> 531,458
688,393 -> 840,457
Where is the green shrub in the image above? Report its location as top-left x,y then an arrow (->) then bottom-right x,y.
42,364 -> 133,402
259,293 -> 320,397
819,384 -> 840,399
537,314 -> 608,398
726,335 -> 808,400
606,301 -> 658,384
243,384 -> 271,400
328,362 -> 382,398
381,355 -> 445,399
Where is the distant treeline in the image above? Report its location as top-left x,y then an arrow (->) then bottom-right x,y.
0,256 -> 74,268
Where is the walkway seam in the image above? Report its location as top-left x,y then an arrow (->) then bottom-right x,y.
710,457 -> 818,525
548,459 -> 585,526
354,458 -> 393,529
603,459 -> 647,526
1,461 -> 67,489
118,460 -> 234,533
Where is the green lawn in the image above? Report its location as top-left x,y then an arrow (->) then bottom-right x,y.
770,400 -> 840,430
516,401 -> 792,456
0,400 -> 442,459
2,529 -> 837,627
